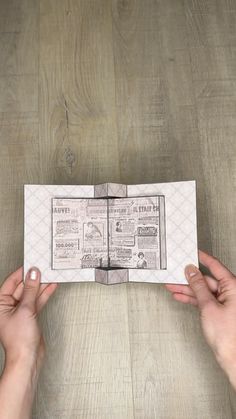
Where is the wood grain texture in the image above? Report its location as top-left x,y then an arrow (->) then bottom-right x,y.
0,0 -> 236,418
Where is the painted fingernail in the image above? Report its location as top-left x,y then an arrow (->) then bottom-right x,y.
185,264 -> 199,279
28,267 -> 40,281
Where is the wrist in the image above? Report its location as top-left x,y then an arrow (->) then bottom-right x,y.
216,352 -> 236,389
0,351 -> 39,419
3,350 -> 39,383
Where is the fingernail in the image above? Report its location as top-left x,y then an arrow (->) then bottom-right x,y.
185,264 -> 199,279
28,267 -> 40,281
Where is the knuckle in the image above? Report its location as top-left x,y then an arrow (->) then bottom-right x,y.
192,283 -> 205,294
219,277 -> 236,293
0,295 -> 15,306
190,274 -> 204,288
23,284 -> 36,294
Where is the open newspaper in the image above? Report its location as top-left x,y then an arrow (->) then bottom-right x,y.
52,196 -> 167,270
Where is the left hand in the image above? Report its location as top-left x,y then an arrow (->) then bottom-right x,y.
0,267 -> 58,372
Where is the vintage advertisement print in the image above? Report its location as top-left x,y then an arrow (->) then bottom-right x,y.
52,198 -> 108,269
52,195 -> 166,270
108,195 -> 166,269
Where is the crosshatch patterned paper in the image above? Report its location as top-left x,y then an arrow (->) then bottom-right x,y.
24,181 -> 198,284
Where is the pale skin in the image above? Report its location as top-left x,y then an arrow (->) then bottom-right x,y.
0,266 -> 57,419
165,250 -> 236,389
0,250 -> 236,419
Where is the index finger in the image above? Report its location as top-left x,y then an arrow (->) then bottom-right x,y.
0,267 -> 23,296
199,250 -> 234,280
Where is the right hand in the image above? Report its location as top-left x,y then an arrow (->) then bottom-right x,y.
165,250 -> 236,388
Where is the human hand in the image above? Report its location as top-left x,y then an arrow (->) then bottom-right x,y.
165,250 -> 236,389
0,267 -> 58,372
0,267 -> 57,419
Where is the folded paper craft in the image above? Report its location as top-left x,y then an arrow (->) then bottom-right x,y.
24,181 -> 198,284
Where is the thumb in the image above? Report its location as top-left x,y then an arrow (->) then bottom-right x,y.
185,264 -> 216,310
20,267 -> 41,312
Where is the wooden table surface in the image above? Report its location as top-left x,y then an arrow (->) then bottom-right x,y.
0,1 -> 235,418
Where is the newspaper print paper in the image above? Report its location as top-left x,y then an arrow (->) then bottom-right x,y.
52,198 -> 108,269
108,195 -> 166,269
52,195 -> 167,270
